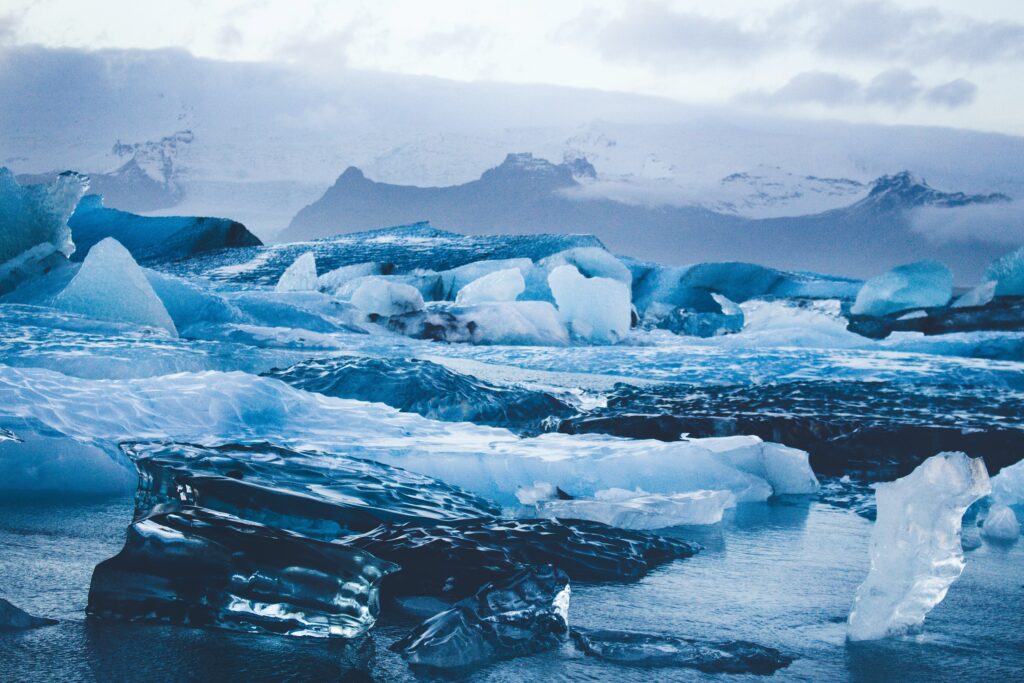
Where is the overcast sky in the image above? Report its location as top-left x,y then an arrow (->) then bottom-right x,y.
2,0 -> 1023,135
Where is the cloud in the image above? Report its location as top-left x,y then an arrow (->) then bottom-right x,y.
740,69 -> 976,110
911,201 -> 1024,246
595,3 -> 772,66
924,79 -> 978,108
0,11 -> 22,46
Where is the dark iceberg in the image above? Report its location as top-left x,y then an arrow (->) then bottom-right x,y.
125,442 -> 499,537
264,356 -> 573,432
570,628 -> 793,674
87,506 -> 398,638
0,598 -> 58,630
341,518 -> 698,600
392,565 -> 570,669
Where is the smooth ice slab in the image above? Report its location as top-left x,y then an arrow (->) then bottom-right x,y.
455,268 -> 525,304
125,442 -> 500,538
275,251 -> 319,292
393,565 -> 570,669
548,265 -> 631,344
570,628 -> 792,674
342,518 -> 697,599
537,488 -> 736,529
52,238 -> 177,336
88,506 -> 397,638
847,452 -> 991,641
851,260 -> 953,317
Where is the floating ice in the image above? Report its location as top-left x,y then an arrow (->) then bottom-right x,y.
540,247 -> 632,286
0,168 -> 87,268
984,246 -> 1024,297
390,301 -> 569,345
847,452 -> 991,641
0,597 -> 58,630
393,565 -> 569,669
318,261 -> 388,296
953,281 -> 997,308
981,504 -> 1020,541
548,265 -> 631,344
537,488 -> 736,529
342,518 -> 696,599
851,260 -> 953,317
455,268 -> 525,304
441,258 -> 533,299
88,506 -> 398,638
350,277 -> 425,316
991,459 -> 1024,506
52,238 -> 177,336
275,251 -> 319,292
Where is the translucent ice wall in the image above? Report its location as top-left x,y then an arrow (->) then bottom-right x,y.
0,168 -> 88,266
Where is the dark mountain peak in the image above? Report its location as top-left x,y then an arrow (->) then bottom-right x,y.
336,166 -> 367,184
480,152 -> 580,188
862,171 -> 1009,210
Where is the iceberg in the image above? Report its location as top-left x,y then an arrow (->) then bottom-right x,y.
537,488 -> 736,529
548,265 -> 631,343
570,629 -> 792,674
441,258 -> 533,299
68,195 -> 261,263
350,277 -> 425,316
318,261 -> 389,296
0,168 -> 87,267
851,260 -> 953,317
389,301 -> 569,345
0,598 -> 58,630
342,518 -> 697,600
991,458 -> 1024,506
539,247 -> 632,286
393,565 -> 569,669
981,504 -> 1020,541
984,246 -> 1024,297
52,238 -> 178,336
846,452 -> 991,641
455,268 -> 525,304
952,281 -> 997,308
88,506 -> 398,638
275,251 -> 319,292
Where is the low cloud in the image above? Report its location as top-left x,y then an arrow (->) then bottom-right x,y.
924,79 -> 978,108
864,69 -> 921,107
911,201 -> 1024,245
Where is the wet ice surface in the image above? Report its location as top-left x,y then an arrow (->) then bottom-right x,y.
3,493 -> 1023,682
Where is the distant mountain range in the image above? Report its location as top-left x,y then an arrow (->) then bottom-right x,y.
281,153 -> 1011,280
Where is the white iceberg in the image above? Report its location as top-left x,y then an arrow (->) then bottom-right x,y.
981,504 -> 1020,541
952,281 -> 996,308
537,488 -> 736,529
350,277 -> 425,317
847,452 -> 991,641
52,238 -> 177,336
548,265 -> 631,344
851,260 -> 953,317
991,459 -> 1024,506
275,251 -> 319,292
455,268 -> 525,304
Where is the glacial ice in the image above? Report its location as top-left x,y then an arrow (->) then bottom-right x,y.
537,488 -> 736,529
318,261 -> 388,296
440,258 -> 533,299
393,565 -> 570,669
991,458 -> 1024,506
0,598 -> 57,630
981,504 -> 1020,541
350,277 -> 425,316
87,506 -> 398,638
275,251 -> 319,292
985,246 -> 1024,297
953,281 -> 997,308
851,260 -> 954,317
342,518 -> 697,599
540,247 -> 632,286
548,265 -> 631,343
570,629 -> 793,674
52,238 -> 178,336
0,168 -> 87,268
390,301 -> 569,345
847,452 -> 991,641
455,268 -> 525,304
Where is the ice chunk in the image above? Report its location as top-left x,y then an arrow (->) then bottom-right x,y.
275,251 -> 319,292
393,565 -> 569,669
0,598 -> 58,630
342,518 -> 697,599
539,247 -> 632,285
981,504 -> 1020,541
318,261 -> 388,296
0,168 -> 87,267
125,442 -> 500,538
851,260 -> 953,317
953,281 -> 996,308
537,488 -> 735,529
88,506 -> 398,638
548,265 -> 631,343
389,301 -> 569,345
846,452 -> 991,641
991,458 -> 1024,506
984,246 -> 1024,297
144,270 -> 242,332
455,268 -> 525,304
570,629 -> 792,674
264,356 -> 574,432
350,277 -> 424,316
52,238 -> 177,336
440,258 -> 533,298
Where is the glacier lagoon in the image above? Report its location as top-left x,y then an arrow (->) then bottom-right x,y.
1,174 -> 1024,681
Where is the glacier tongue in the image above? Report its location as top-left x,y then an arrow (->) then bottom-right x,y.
846,452 -> 991,641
